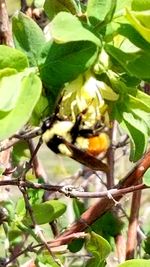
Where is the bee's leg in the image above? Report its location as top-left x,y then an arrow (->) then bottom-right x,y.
70,114 -> 82,143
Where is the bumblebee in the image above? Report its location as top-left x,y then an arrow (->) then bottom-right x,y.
41,104 -> 110,173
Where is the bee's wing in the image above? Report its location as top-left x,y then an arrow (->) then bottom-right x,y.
62,138 -> 109,173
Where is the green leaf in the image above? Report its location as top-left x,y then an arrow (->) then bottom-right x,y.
144,235 -> 150,255
125,8 -> 150,43
23,200 -> 66,225
105,44 -> 150,79
118,259 -> 150,267
34,0 -> 45,8
30,95 -> 50,126
0,68 -> 17,78
132,0 -> 150,11
121,112 -> 148,161
15,197 -> 26,219
12,140 -> 30,164
12,12 -> 46,66
132,10 -> 150,28
0,45 -> 28,71
8,229 -> 22,246
86,232 -> 111,261
87,0 -> 116,27
117,24 -> 150,53
0,72 -> 42,140
44,0 -> 79,21
136,90 -> 150,111
86,257 -> 105,267
143,168 -> 150,186
0,72 -> 28,112
39,41 -> 98,87
51,12 -> 101,46
36,252 -> 62,267
91,211 -> 124,237
73,198 -> 85,219
68,238 -> 84,253
115,0 -> 132,13
128,93 -> 150,130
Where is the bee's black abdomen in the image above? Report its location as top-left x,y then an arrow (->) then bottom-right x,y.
46,134 -> 62,154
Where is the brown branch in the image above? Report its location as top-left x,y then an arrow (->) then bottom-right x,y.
0,138 -> 20,152
0,127 -> 41,152
115,234 -> 126,263
0,0 -> 13,46
106,121 -> 116,188
0,178 -> 148,198
126,188 -> 142,259
5,232 -> 87,266
51,149 -> 150,247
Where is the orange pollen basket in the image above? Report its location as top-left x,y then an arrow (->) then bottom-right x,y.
87,133 -> 110,156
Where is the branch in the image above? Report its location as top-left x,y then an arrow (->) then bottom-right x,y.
51,149 -> 150,247
18,185 -> 63,267
0,0 -> 13,46
0,178 -> 148,197
106,120 -> 116,188
126,187 -> 142,259
5,232 -> 87,266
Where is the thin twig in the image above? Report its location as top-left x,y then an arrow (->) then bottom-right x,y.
27,139 -> 47,180
5,232 -> 87,266
18,185 -> 63,267
113,135 -> 129,149
0,178 -> 148,198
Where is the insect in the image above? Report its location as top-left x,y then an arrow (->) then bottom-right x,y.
41,98 -> 110,173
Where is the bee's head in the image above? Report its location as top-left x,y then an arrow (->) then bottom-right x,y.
41,117 -> 53,133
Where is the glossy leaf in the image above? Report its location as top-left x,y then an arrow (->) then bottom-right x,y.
0,45 -> 28,71
132,10 -> 150,28
73,198 -> 85,219
86,232 -> 111,261
86,257 -> 104,267
132,0 -> 150,11
44,0 -> 79,21
12,140 -> 30,164
117,24 -> 150,52
51,12 -> 101,46
143,168 -> 150,186
34,0 -> 45,8
0,72 -> 42,140
118,259 -> 150,267
91,211 -> 124,237
125,8 -> 150,43
144,235 -> 150,255
39,41 -> 98,87
23,200 -> 66,225
121,112 -> 148,161
0,68 -> 17,78
68,238 -> 84,253
136,90 -> 150,111
0,72 -> 27,112
87,0 -> 117,27
36,252 -> 62,267
105,44 -> 150,79
115,0 -> 132,13
12,12 -> 46,66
